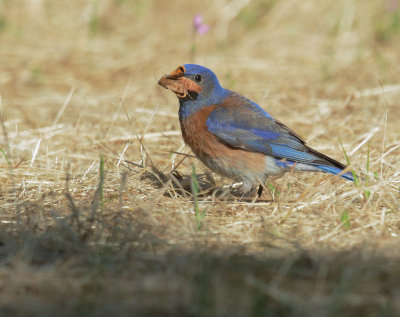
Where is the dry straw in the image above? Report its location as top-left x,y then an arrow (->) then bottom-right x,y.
0,0 -> 399,315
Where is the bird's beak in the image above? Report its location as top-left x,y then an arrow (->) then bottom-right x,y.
158,65 -> 202,98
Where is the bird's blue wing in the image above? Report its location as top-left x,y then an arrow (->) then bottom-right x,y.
206,91 -> 346,168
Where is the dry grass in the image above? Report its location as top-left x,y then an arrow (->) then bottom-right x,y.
0,0 -> 400,315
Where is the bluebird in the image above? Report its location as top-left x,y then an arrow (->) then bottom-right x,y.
158,64 -> 354,196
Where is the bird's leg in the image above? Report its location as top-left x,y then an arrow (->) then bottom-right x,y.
241,181 -> 253,197
238,181 -> 263,200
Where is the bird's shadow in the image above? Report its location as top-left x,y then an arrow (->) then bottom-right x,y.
138,166 -> 273,203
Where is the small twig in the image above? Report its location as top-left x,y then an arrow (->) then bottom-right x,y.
171,150 -> 194,173
169,150 -> 197,158
135,136 -> 156,168
53,87 -> 75,124
124,159 -> 143,168
379,80 -> 388,179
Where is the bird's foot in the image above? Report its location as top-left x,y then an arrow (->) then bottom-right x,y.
237,184 -> 263,202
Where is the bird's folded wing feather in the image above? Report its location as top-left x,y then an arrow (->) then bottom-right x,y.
205,92 -> 343,167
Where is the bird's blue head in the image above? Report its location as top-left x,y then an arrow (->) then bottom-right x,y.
158,64 -> 227,118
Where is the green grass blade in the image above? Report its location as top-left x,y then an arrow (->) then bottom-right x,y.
364,144 -> 371,199
340,211 -> 351,229
339,140 -> 359,186
191,166 -> 204,230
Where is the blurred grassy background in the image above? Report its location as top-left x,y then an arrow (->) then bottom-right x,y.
0,0 -> 400,316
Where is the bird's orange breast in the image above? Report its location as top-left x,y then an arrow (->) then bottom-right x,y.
179,105 -> 266,177
180,105 -> 220,159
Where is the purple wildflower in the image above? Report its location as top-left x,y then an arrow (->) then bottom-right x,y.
385,0 -> 399,13
193,14 -> 210,35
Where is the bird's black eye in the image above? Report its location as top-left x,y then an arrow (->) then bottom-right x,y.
195,74 -> 202,82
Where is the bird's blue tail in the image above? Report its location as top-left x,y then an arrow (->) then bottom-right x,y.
317,165 -> 354,181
